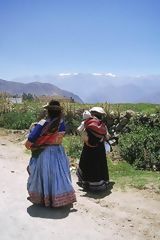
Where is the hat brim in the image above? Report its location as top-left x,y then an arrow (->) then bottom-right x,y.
43,103 -> 49,108
90,107 -> 106,115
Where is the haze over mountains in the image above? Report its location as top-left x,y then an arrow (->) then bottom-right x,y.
11,73 -> 160,104
0,74 -> 160,103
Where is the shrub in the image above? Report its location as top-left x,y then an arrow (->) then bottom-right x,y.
119,125 -> 160,171
0,111 -> 37,129
64,111 -> 81,134
63,135 -> 83,160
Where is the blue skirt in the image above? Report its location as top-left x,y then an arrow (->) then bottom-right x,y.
27,145 -> 76,207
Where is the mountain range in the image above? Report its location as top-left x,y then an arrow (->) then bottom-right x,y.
0,74 -> 160,103
0,79 -> 83,103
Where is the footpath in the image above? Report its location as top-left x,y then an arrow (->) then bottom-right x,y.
0,131 -> 160,240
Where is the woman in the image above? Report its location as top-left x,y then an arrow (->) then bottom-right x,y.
25,100 -> 76,207
76,107 -> 110,192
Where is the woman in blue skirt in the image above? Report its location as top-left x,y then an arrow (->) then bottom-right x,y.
25,100 -> 76,207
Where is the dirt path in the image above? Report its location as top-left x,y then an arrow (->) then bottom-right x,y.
0,131 -> 160,240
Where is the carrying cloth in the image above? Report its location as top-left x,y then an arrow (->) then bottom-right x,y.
84,118 -> 107,138
31,117 -> 62,149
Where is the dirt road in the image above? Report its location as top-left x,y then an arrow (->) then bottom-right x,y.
0,131 -> 160,240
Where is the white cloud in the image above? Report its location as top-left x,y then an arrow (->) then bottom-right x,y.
92,73 -> 103,76
58,73 -> 72,76
58,72 -> 116,77
105,73 -> 116,77
92,72 -> 116,77
58,73 -> 79,76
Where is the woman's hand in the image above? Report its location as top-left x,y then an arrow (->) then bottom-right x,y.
25,140 -> 33,149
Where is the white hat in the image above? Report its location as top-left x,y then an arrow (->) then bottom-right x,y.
83,110 -> 91,120
89,107 -> 106,115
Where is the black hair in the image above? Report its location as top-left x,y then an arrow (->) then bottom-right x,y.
44,100 -> 63,133
46,100 -> 62,119
48,100 -> 60,106
86,129 -> 101,146
90,111 -> 102,120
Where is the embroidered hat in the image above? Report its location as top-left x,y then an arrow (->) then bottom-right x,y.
89,107 -> 106,115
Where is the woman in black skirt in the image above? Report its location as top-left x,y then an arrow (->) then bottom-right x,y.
76,107 -> 110,191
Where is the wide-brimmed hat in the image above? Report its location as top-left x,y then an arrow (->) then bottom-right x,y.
43,100 -> 62,111
89,107 -> 106,115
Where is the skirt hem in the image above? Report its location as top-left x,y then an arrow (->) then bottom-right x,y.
28,191 -> 77,207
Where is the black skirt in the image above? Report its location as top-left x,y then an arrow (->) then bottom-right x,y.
77,141 -> 109,185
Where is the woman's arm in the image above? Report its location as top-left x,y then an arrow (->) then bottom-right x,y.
77,121 -> 85,132
25,119 -> 46,149
58,119 -> 65,133
25,140 -> 33,149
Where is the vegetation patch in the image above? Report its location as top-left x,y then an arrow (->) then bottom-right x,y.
119,117 -> 160,171
108,159 -> 160,192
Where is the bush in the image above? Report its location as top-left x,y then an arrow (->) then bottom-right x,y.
64,111 -> 81,134
119,125 -> 160,171
0,111 -> 37,129
63,135 -> 83,160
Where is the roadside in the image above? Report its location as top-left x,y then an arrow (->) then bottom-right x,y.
0,130 -> 160,240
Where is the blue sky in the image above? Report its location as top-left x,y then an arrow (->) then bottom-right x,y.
0,0 -> 160,80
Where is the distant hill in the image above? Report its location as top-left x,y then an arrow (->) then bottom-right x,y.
0,79 -> 83,103
12,74 -> 160,104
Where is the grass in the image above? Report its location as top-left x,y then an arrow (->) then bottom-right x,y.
62,135 -> 160,193
11,101 -> 160,114
108,103 -> 160,113
67,102 -> 160,113
62,134 -> 160,193
108,159 -> 160,192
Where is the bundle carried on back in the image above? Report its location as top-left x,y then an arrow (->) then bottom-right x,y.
84,117 -> 107,138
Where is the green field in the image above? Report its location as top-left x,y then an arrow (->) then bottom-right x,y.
1,100 -> 159,192
108,159 -> 160,192
62,135 -> 160,193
